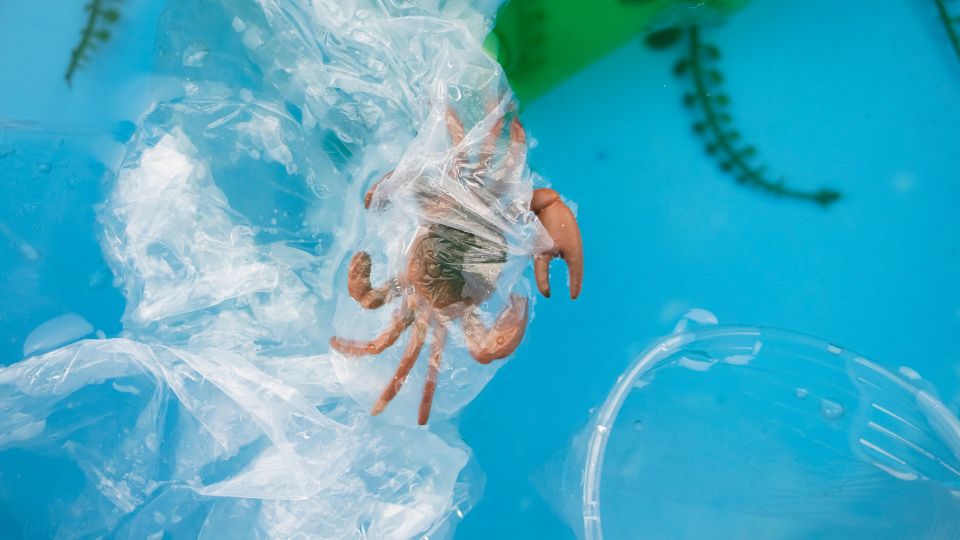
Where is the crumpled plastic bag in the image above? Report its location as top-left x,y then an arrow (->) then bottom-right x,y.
0,0 -> 527,537
0,338 -> 472,538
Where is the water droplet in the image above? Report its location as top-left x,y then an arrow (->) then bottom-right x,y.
819,398 -> 844,421
632,420 -> 644,432
448,86 -> 462,101
88,268 -> 109,289
37,163 -> 51,174
795,388 -> 808,400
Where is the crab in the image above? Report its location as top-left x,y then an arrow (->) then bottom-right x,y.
330,104 -> 583,424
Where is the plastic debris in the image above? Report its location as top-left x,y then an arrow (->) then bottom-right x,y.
551,323 -> 960,540
21,313 -> 95,357
0,0 -> 518,537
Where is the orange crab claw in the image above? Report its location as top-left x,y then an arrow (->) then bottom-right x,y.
531,188 -> 583,299
463,295 -> 529,364
346,252 -> 395,309
364,171 -> 393,209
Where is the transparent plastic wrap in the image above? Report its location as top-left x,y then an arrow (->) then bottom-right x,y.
0,0 -> 530,537
0,339 -> 473,538
329,90 -> 555,424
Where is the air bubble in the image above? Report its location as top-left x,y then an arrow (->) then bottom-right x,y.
795,388 -> 808,400
819,398 -> 844,421
88,268 -> 110,289
631,420 -> 644,432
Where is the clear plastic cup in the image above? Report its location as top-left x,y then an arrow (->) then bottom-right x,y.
568,325 -> 960,539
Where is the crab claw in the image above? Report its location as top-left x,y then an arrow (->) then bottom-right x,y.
364,171 -> 393,209
531,188 -> 583,299
463,295 -> 529,364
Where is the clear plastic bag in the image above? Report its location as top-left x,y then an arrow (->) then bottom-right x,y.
329,85 -> 553,424
0,0 -> 523,537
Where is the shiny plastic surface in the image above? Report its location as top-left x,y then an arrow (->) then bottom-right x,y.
577,325 -> 960,539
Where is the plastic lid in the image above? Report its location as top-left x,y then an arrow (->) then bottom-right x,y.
577,325 -> 960,539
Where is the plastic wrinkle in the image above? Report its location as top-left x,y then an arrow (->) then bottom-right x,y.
0,0 -> 518,538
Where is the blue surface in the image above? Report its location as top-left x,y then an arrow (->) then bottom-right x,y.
0,0 -> 172,364
1,0 -> 959,538
457,0 -> 960,537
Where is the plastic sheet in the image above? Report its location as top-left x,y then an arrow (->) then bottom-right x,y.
0,0 -> 526,537
555,318 -> 960,539
0,339 -> 473,538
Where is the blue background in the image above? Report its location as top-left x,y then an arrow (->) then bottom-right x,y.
458,0 -> 960,537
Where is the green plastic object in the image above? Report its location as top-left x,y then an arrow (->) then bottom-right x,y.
487,0 -> 749,103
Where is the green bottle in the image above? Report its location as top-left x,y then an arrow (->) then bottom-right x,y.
487,0 -> 749,103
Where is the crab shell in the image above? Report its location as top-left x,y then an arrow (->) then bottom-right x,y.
406,222 -> 508,314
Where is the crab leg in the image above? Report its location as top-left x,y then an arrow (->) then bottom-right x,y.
472,102 -> 504,186
329,302 -> 413,356
444,106 -> 465,146
445,107 -> 471,182
464,295 -> 528,364
501,116 -> 527,184
418,322 -> 447,425
531,188 -> 583,299
372,310 -> 429,416
346,251 -> 395,309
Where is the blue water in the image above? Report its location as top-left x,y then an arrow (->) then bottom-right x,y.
0,0 -> 170,362
457,0 -> 960,537
1,0 -> 959,538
